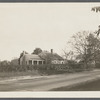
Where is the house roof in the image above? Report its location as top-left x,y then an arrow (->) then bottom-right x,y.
20,50 -> 64,61
23,54 -> 44,60
39,51 -> 64,60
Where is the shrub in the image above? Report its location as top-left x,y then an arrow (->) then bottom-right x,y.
0,63 -> 93,74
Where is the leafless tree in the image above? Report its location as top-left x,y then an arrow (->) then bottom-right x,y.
92,6 -> 100,12
91,6 -> 100,36
63,50 -> 75,61
64,31 -> 100,68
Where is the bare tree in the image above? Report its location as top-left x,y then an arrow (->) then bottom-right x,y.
91,6 -> 100,36
63,50 -> 75,61
65,31 -> 100,68
92,6 -> 100,12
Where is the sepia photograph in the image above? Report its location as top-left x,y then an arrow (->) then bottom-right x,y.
1,3 -> 100,93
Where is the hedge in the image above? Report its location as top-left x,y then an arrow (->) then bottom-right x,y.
0,63 -> 93,73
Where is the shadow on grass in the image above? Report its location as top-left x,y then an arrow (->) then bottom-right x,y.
50,78 -> 100,91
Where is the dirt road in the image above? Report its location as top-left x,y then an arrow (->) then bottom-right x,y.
0,70 -> 100,91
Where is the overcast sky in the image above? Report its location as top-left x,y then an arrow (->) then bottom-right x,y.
0,3 -> 100,61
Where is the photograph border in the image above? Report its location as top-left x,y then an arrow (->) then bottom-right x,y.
0,1 -> 100,98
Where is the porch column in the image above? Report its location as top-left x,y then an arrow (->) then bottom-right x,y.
42,61 -> 44,64
32,60 -> 34,65
37,61 -> 39,65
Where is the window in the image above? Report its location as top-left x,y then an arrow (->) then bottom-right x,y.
39,61 -> 42,65
29,60 -> 32,65
43,61 -> 45,64
61,61 -> 64,64
34,61 -> 37,65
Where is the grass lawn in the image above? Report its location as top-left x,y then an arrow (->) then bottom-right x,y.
0,70 -> 40,79
51,78 -> 100,91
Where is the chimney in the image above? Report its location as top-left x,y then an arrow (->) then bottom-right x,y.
23,51 -> 25,55
51,49 -> 53,54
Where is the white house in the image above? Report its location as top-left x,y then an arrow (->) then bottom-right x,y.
19,51 -> 45,65
19,49 -> 65,65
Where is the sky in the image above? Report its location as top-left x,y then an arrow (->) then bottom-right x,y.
0,3 -> 100,61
